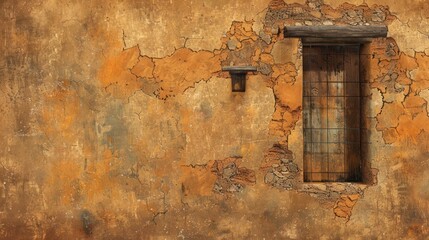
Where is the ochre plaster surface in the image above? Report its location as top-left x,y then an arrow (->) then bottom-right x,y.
1,0 -> 429,239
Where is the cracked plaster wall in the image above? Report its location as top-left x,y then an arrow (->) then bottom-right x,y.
1,0 -> 429,239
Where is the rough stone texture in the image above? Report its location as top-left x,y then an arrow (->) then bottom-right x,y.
1,0 -> 429,239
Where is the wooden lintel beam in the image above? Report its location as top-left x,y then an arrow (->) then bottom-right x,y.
284,25 -> 388,38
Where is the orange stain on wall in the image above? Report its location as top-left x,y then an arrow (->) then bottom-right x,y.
180,161 -> 217,197
45,148 -> 125,207
46,159 -> 82,206
81,149 -> 119,202
40,80 -> 80,142
98,46 -> 142,99
153,48 -> 221,99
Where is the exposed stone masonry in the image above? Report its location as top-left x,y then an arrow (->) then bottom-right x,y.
2,0 -> 429,238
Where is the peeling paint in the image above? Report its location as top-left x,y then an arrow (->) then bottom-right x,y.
1,0 -> 429,239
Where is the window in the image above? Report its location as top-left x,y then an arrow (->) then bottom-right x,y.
283,25 -> 387,182
303,45 -> 362,182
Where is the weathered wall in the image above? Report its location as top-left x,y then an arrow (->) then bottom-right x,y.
1,0 -> 429,239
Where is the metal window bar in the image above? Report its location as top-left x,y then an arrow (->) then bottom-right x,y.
303,45 -> 361,182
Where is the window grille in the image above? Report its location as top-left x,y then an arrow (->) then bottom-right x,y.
303,45 -> 361,182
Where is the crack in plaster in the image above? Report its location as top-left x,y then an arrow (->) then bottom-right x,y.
92,0 -> 429,223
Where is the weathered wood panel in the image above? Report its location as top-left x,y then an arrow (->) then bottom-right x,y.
303,45 -> 362,182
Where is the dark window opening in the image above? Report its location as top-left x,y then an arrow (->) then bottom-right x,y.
303,45 -> 362,182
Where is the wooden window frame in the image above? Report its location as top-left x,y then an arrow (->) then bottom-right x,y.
302,44 -> 362,182
283,26 -> 387,182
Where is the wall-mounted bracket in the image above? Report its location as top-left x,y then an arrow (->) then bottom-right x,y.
222,66 -> 257,92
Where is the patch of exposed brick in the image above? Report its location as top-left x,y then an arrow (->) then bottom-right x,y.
211,157 -> 256,194
265,1 -> 395,28
261,146 -> 300,191
219,20 -> 275,76
264,158 -> 299,190
333,194 -> 360,220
